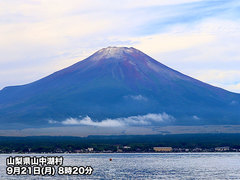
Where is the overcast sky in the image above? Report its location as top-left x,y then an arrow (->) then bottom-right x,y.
0,0 -> 240,93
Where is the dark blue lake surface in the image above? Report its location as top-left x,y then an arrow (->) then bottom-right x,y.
1,153 -> 240,179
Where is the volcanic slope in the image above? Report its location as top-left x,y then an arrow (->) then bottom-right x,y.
0,47 -> 239,128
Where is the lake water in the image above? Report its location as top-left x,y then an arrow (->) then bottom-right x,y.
0,153 -> 240,179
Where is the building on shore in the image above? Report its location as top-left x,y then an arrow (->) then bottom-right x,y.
153,147 -> 173,152
74,149 -> 83,153
215,147 -> 230,152
117,149 -> 123,153
87,148 -> 94,152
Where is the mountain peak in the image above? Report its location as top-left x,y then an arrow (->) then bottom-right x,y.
99,46 -> 136,54
90,46 -> 139,61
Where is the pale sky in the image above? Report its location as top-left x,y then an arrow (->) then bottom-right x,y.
0,0 -> 240,92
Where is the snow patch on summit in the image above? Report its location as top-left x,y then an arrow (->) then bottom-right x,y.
91,47 -> 136,60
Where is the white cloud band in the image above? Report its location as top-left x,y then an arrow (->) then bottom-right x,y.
53,113 -> 175,127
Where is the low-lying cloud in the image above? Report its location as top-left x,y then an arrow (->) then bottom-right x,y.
56,113 -> 175,127
129,95 -> 148,101
193,115 -> 200,120
61,116 -> 124,127
124,94 -> 148,101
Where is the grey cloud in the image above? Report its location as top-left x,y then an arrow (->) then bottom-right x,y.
230,100 -> 238,105
124,94 -> 148,101
48,120 -> 58,124
193,115 -> 200,120
130,95 -> 148,101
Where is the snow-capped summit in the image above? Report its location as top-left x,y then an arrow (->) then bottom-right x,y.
90,46 -> 138,60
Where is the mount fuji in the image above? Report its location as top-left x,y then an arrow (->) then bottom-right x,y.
0,47 -> 239,130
